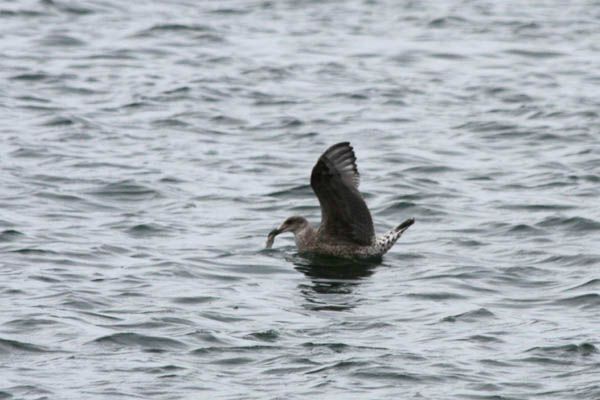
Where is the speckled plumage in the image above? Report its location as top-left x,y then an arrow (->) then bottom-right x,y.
266,142 -> 414,258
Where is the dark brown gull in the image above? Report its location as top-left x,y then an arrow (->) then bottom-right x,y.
266,142 -> 414,258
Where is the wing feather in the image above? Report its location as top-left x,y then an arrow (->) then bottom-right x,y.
310,142 -> 374,245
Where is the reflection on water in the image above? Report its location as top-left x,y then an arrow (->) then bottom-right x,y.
291,254 -> 379,311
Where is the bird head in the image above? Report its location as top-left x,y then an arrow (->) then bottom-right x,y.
266,216 -> 308,248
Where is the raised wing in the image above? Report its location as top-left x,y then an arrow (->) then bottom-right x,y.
310,142 -> 374,245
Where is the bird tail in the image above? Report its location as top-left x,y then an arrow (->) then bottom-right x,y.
375,218 -> 415,255
395,218 -> 415,235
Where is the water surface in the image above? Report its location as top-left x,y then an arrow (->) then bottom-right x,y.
1,1 -> 599,399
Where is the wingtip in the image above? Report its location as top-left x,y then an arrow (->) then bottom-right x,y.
326,141 -> 352,153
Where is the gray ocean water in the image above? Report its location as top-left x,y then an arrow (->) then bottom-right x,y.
1,1 -> 599,399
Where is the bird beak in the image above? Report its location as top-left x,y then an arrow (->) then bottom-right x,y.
269,228 -> 282,236
265,228 -> 281,248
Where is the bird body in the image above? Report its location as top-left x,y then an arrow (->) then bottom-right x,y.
266,142 -> 414,258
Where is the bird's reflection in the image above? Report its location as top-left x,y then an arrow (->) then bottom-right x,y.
290,253 -> 381,311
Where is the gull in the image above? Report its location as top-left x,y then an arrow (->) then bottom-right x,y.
266,142 -> 414,258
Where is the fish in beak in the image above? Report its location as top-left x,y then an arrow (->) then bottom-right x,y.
265,228 -> 281,248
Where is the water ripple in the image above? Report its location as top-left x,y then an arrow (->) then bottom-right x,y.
1,1 -> 598,399
91,333 -> 187,351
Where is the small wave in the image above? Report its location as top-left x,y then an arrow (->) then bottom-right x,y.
536,216 -> 600,232
61,295 -> 109,310
267,184 -> 312,198
163,86 -> 190,95
0,337 -> 51,354
244,330 -> 279,342
305,360 -> 369,375
526,343 -> 596,356
254,98 -> 299,106
0,386 -> 52,399
42,116 -> 75,127
0,229 -> 23,242
152,118 -> 190,128
430,52 -> 467,60
565,278 -> 600,291
507,223 -> 544,235
455,120 -> 519,133
501,203 -> 575,211
210,7 -> 249,15
11,72 -> 49,81
39,33 -> 85,47
3,318 -> 59,330
351,368 -> 423,382
520,355 -> 574,367
30,275 -> 61,283
42,0 -> 95,15
122,364 -> 185,380
0,9 -> 45,17
35,191 -> 85,203
255,116 -> 304,129
542,254 -> 600,267
301,342 -> 389,353
92,333 -> 187,350
461,334 -> 504,343
89,180 -> 161,201
553,293 -> 600,309
126,223 -> 171,238
302,342 -> 350,352
378,201 -> 417,215
9,147 -> 49,158
428,16 -> 468,27
171,296 -> 217,305
210,114 -> 247,126
191,345 -> 280,355
407,292 -> 467,301
505,48 -> 565,58
243,66 -> 294,81
441,308 -> 496,323
379,203 -> 445,217
133,23 -> 223,42
452,238 -> 486,247
210,356 -> 255,366
402,165 -> 457,174
70,161 -> 139,171
11,248 -> 58,255
141,23 -> 214,33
